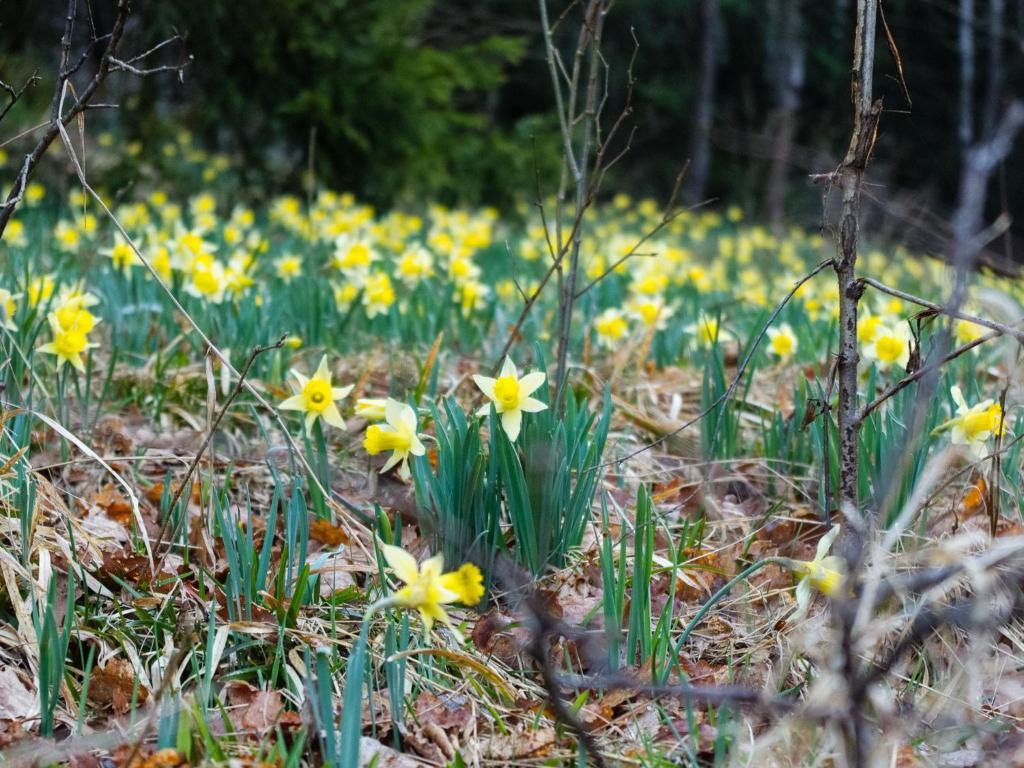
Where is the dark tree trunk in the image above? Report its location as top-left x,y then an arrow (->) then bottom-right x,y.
763,0 -> 805,230
982,0 -> 1005,139
958,0 -> 976,148
682,0 -> 720,205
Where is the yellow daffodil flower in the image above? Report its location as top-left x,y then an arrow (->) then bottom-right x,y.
274,254 -> 303,283
5,219 -> 26,247
26,276 -> 54,309
953,319 -> 986,344
100,235 -> 139,274
857,311 -> 884,344
186,255 -> 227,304
767,323 -> 798,358
279,355 -> 353,432
936,385 -> 1004,458
0,289 -> 19,330
786,525 -> 844,612
626,296 -> 674,330
456,280 -> 488,317
687,315 -> 732,347
396,245 -> 434,287
473,358 -> 548,441
378,540 -> 483,638
25,183 -> 45,206
862,322 -> 911,371
363,272 -> 396,318
363,398 -> 426,479
38,313 -> 96,372
594,308 -> 629,349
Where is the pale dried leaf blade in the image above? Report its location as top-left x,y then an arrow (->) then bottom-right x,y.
0,667 -> 38,720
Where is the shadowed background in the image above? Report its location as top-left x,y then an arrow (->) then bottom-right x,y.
2,0 -> 1022,260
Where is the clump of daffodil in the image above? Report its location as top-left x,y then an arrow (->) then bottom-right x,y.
279,355 -> 353,432
473,358 -> 548,441
766,322 -> 798,358
373,540 -> 484,639
363,398 -> 426,480
934,385 -> 1004,458
782,525 -> 844,613
861,321 -> 911,371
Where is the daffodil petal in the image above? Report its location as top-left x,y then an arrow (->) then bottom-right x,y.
314,355 -> 331,381
322,403 -> 346,429
473,375 -> 496,399
380,542 -> 419,585
519,397 -> 547,413
279,393 -> 306,411
501,408 -> 522,441
815,525 -> 840,561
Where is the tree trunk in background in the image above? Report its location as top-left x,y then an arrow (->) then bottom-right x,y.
682,0 -> 719,205
982,0 -> 1005,138
764,0 -> 805,230
958,0 -> 975,148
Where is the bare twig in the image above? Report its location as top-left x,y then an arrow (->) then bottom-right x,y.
0,71 -> 40,124
0,0 -> 189,238
858,276 -> 1024,345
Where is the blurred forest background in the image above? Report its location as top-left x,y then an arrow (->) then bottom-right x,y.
2,0 -> 1022,258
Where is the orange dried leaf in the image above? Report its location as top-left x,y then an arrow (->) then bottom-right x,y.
309,518 -> 349,547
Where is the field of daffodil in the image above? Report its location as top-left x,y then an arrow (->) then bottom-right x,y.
1,171 -> 1022,766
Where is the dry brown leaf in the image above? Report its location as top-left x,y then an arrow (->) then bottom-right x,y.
111,746 -> 186,768
80,507 -> 133,548
90,484 -> 135,527
483,725 -> 558,760
239,690 -> 284,732
0,721 -> 27,749
89,658 -> 149,714
471,610 -> 529,665
413,691 -> 472,734
310,518 -> 350,547
0,666 -> 38,721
